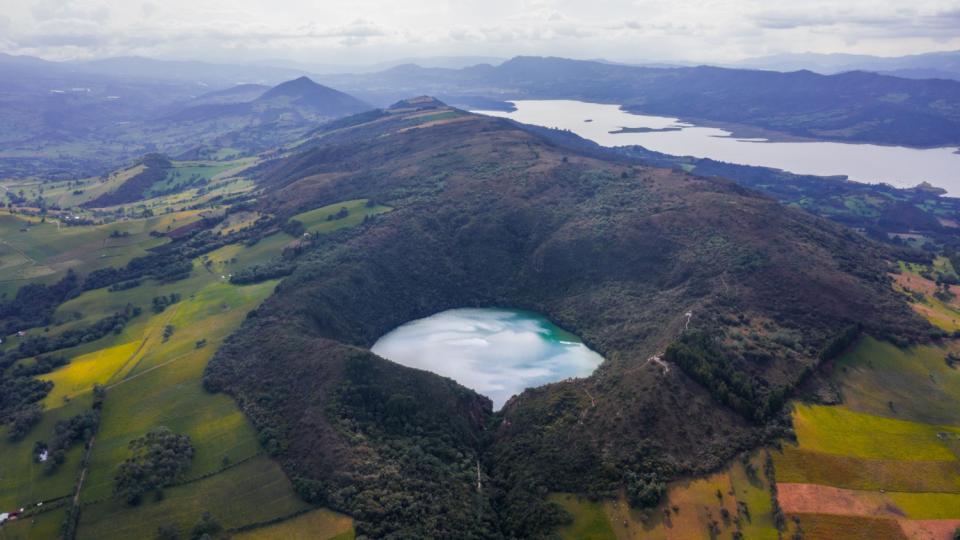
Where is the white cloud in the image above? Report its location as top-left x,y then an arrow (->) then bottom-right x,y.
1,0 -> 959,63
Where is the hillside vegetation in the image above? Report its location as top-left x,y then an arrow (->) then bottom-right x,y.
204,100 -> 928,537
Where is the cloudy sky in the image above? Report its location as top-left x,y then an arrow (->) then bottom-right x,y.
1,0 -> 959,65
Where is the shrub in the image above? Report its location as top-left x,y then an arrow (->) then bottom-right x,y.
114,427 -> 195,505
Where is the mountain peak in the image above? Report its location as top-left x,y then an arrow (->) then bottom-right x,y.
256,76 -> 370,115
388,96 -> 447,111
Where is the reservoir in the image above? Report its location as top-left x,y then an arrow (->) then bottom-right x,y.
474,100 -> 960,196
370,308 -> 603,409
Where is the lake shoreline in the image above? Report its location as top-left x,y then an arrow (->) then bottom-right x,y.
473,99 -> 960,195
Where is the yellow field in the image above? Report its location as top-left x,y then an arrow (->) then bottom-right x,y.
39,341 -> 142,407
791,403 -> 960,461
775,336 -> 960,539
775,446 -> 960,492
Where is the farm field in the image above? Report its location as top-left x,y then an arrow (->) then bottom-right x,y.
233,508 -> 355,540
555,336 -> 960,540
77,456 -> 310,540
0,208 -> 206,297
0,196 -> 388,537
894,259 -> 960,332
773,337 -> 960,539
831,337 -> 960,426
552,453 -> 779,540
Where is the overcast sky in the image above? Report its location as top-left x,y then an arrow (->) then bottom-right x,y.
1,0 -> 959,65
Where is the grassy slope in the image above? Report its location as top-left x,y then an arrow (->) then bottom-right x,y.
0,196 -> 392,538
291,198 -> 392,233
774,336 -> 960,539
0,209 -> 202,297
78,456 -> 309,540
233,508 -> 354,540
552,453 -> 778,540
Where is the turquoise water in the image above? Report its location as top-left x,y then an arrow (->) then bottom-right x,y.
370,308 -> 603,409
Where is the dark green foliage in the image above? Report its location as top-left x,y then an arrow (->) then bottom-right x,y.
114,427 -> 195,505
45,410 -> 100,474
84,154 -> 172,208
6,404 -> 43,442
229,260 -> 295,285
281,219 -> 305,237
189,512 -> 221,540
0,377 -> 52,425
818,324 -> 862,361
0,270 -> 80,335
206,107 -> 927,537
156,524 -> 180,540
162,325 -> 175,342
152,293 -> 182,313
11,355 -> 68,377
108,279 -> 142,292
665,332 -> 775,422
12,304 -> 140,360
952,525 -> 959,540
523,122 -> 960,253
325,207 -> 349,221
624,471 -> 666,508
292,477 -> 326,504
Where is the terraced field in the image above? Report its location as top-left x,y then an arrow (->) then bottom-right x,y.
773,338 -> 960,539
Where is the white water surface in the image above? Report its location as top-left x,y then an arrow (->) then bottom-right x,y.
475,100 -> 960,195
371,308 -> 603,409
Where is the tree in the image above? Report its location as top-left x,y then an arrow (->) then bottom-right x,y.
190,512 -> 221,539
625,471 -> 665,508
156,523 -> 180,540
114,427 -> 195,505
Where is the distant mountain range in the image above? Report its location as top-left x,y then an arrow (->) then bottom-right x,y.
4,52 -> 960,179
732,50 -> 960,81
321,56 -> 960,147
0,62 -> 373,178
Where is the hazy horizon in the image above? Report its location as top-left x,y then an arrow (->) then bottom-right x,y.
2,0 -> 959,66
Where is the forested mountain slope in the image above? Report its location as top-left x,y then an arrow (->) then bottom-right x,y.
204,101 -> 930,537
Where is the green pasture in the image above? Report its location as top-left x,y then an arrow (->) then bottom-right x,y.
833,337 -> 960,425
234,508 -> 354,540
791,403 -> 960,462
291,199 -> 392,234
77,456 -> 310,540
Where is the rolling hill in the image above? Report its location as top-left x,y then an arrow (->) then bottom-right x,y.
2,96 -> 958,539
202,99 -> 929,537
